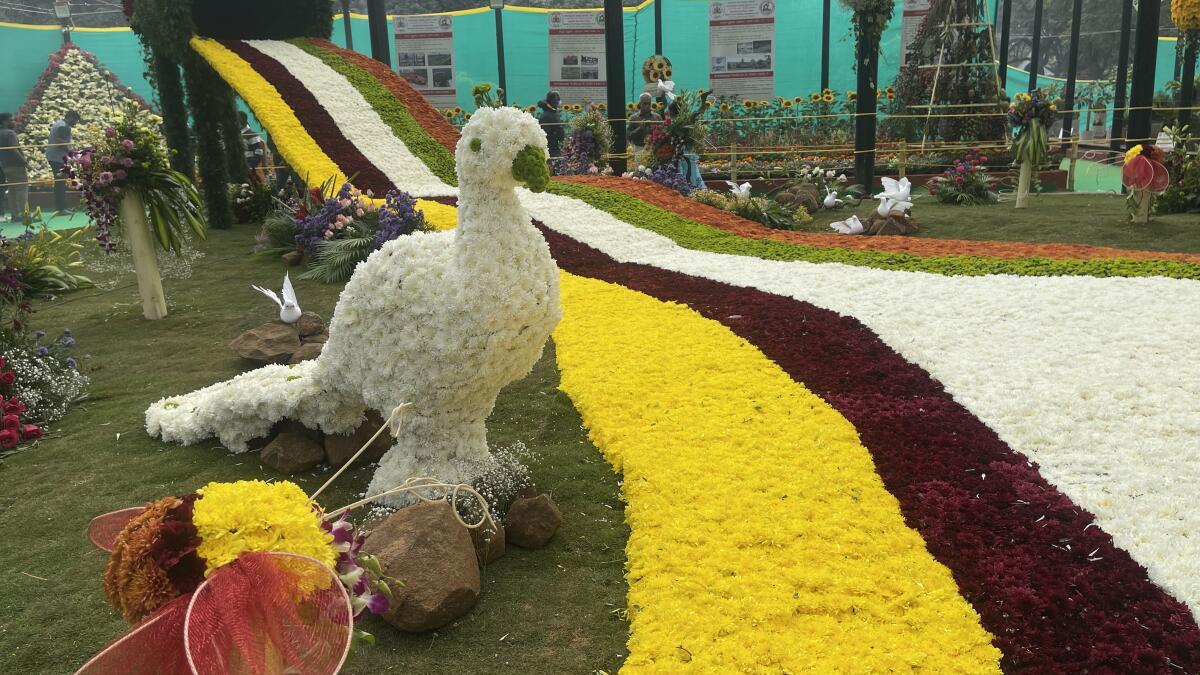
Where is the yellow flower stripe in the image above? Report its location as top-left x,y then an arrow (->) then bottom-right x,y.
553,272 -> 1001,673
189,36 -> 452,222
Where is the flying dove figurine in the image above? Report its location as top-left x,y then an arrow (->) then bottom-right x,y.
874,176 -> 913,216
252,272 -> 302,324
654,78 -> 677,105
829,214 -> 865,235
823,188 -> 843,209
726,181 -> 752,199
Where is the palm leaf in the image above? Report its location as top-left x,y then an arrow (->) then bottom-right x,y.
299,237 -> 374,284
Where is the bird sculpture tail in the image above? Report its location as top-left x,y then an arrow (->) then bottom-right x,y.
145,360 -> 363,452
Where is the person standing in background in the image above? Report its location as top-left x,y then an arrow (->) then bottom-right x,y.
537,91 -> 563,172
239,111 -> 266,184
626,93 -> 662,159
0,113 -> 30,223
45,110 -> 79,213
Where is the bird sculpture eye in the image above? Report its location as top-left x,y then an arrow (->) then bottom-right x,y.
470,138 -> 482,153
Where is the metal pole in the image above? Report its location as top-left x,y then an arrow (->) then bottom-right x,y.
821,0 -> 831,90
1028,0 -> 1043,91
1111,0 -> 1133,150
366,0 -> 389,66
654,0 -> 663,55
998,0 -> 1012,89
341,0 -> 353,51
854,24 -> 879,190
1127,0 -> 1161,145
1179,34 -> 1197,132
1061,0 -> 1083,140
604,0 -> 628,175
494,7 -> 507,100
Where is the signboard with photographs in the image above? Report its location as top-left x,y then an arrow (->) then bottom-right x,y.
899,0 -> 931,65
708,0 -> 776,100
394,14 -> 456,108
547,10 -> 607,104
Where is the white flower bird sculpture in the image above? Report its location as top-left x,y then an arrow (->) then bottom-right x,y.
252,272 -> 302,324
146,107 -> 562,504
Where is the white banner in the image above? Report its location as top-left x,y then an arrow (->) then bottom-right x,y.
899,0 -> 931,66
394,14 -> 457,108
708,0 -> 775,100
548,10 -> 607,104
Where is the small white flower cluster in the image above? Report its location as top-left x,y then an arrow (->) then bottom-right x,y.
148,107 -> 562,507
4,347 -> 88,423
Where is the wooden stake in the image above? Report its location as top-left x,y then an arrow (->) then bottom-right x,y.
119,190 -> 168,320
1067,136 -> 1079,192
898,139 -> 908,179
1015,161 -> 1032,208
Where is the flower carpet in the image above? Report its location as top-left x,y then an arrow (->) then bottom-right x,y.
192,35 -> 1200,672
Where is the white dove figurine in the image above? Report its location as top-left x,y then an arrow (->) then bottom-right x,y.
829,214 -> 864,235
654,78 -> 677,105
823,188 -> 843,209
725,181 -> 752,200
874,176 -> 913,216
252,272 -> 302,324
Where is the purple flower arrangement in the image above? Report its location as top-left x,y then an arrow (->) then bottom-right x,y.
320,514 -> 394,616
559,129 -> 598,176
623,163 -> 695,196
292,182 -> 425,255
372,190 -> 423,250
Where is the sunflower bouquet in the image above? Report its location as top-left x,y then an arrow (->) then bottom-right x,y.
642,54 -> 673,85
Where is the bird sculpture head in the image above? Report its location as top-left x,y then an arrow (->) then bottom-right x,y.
457,106 -> 550,193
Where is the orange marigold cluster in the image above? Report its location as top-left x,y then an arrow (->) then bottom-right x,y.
102,496 -> 181,623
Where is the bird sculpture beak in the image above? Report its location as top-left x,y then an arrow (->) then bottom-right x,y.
512,144 -> 550,193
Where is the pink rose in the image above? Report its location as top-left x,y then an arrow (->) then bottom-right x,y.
20,424 -> 42,441
0,429 -> 17,449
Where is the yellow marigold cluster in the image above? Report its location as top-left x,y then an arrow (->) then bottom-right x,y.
103,496 -> 182,623
1125,143 -> 1145,164
552,272 -> 1002,672
192,480 -> 335,576
1173,0 -> 1200,30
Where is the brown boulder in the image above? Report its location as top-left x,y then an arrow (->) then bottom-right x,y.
231,322 -> 300,363
469,521 -> 506,566
302,331 -> 329,345
260,430 -> 325,474
281,250 -> 303,267
289,342 -> 324,364
295,311 -> 325,337
324,410 -> 392,467
505,494 -> 563,550
363,501 -> 481,632
865,211 -> 919,236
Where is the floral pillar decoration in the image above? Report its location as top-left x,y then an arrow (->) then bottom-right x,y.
1122,143 -> 1170,223
1007,90 -> 1057,208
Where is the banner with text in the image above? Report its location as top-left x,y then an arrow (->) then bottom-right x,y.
708,0 -> 776,100
899,0 -> 931,65
394,14 -> 457,108
548,10 -> 607,104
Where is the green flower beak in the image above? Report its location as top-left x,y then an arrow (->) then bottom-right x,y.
512,144 -> 550,193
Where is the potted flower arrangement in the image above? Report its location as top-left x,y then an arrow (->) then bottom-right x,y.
1122,143 -> 1170,223
1008,90 -> 1058,208
66,103 -> 205,319
926,148 -> 1000,205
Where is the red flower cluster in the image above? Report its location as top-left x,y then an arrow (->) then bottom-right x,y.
0,356 -> 41,448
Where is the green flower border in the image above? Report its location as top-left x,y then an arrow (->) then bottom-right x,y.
289,39 -> 458,187
547,182 -> 1200,280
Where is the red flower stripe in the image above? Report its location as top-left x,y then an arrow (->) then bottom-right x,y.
221,40 -> 395,196
533,219 -> 1200,673
555,175 -> 1200,264
301,38 -> 461,155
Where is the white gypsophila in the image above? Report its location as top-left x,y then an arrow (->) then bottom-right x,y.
82,229 -> 205,289
4,347 -> 89,423
245,40 -> 458,198
147,107 -> 561,506
519,189 -> 1200,621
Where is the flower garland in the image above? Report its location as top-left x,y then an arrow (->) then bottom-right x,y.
1008,90 -> 1058,168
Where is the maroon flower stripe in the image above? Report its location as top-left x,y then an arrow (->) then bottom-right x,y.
533,221 -> 1200,673
220,40 -> 395,196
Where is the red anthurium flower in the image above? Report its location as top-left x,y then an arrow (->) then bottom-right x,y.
20,424 -> 42,441
0,429 -> 17,449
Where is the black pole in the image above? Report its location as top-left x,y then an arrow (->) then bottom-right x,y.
341,0 -> 353,51
1128,0 -> 1161,144
998,0 -> 1012,88
494,7 -> 507,101
1061,0 -> 1083,140
654,0 -> 663,55
821,0 -> 831,90
1028,0 -> 1043,91
1175,43 -> 1184,81
1179,35 -> 1197,132
1111,0 -> 1133,150
604,0 -> 628,175
367,0 -> 389,65
854,27 -> 879,190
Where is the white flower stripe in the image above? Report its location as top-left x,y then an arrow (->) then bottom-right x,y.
520,189 -> 1200,621
243,40 -> 457,198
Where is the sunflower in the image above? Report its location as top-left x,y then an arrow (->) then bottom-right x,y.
782,99 -> 794,108
598,103 -> 608,111
743,99 -> 755,108
652,102 -> 663,110
887,91 -> 895,100
758,100 -> 769,107
663,68 -> 673,78
847,91 -> 858,101
886,86 -> 895,95
822,93 -> 834,103
793,96 -> 804,104
810,93 -> 821,102
822,88 -> 832,96
452,106 -> 463,115
526,105 -> 538,113
719,102 -> 731,112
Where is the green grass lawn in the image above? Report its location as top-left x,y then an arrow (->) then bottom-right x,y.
0,228 -> 630,674
800,193 -> 1200,254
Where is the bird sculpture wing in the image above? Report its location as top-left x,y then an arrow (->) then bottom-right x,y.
830,215 -> 863,235
281,272 -> 297,307
876,176 -> 900,199
847,215 -> 864,234
252,285 -> 283,308
726,181 -> 751,199
655,78 -> 677,104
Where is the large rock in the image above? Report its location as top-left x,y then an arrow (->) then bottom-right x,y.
260,430 -> 325,474
230,322 -> 300,364
281,250 -> 303,267
295,311 -> 325,338
505,494 -> 563,550
324,410 -> 392,467
289,342 -> 324,364
363,501 -> 481,632
469,521 -> 506,566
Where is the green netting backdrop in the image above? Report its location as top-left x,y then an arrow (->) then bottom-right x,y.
0,2 -> 1183,124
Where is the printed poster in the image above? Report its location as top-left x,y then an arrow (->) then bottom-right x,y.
394,14 -> 457,108
548,10 -> 607,104
708,0 -> 775,100
900,0 -> 931,65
